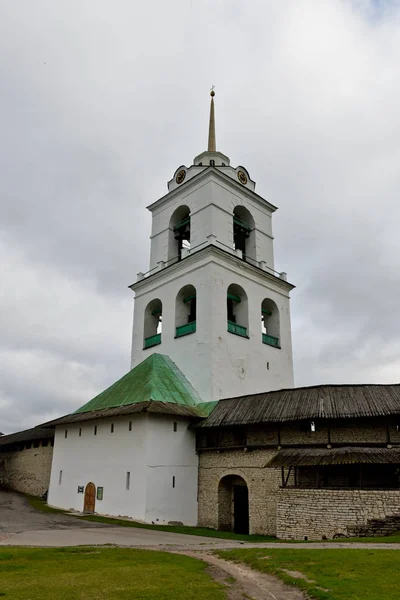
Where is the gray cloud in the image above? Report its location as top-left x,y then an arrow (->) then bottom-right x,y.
1,0 -> 400,432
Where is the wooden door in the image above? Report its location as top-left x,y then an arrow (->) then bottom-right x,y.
84,482 -> 96,513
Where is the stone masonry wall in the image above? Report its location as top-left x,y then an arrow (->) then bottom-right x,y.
198,449 -> 280,535
277,488 -> 400,540
0,445 -> 53,497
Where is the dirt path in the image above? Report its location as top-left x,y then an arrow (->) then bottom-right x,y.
178,550 -> 307,600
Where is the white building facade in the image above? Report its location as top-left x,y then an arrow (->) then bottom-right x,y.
47,92 -> 295,525
48,412 -> 198,524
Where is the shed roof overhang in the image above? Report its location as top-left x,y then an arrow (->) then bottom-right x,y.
266,446 -> 400,468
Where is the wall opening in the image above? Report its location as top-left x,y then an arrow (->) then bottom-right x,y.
175,284 -> 197,338
144,298 -> 162,349
261,298 -> 280,348
233,206 -> 256,262
227,284 -> 248,338
218,474 -> 249,534
169,205 -> 191,262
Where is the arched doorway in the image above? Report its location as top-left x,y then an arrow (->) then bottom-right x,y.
84,482 -> 96,513
218,475 -> 249,534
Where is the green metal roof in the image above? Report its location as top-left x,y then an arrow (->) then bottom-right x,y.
74,353 -> 205,414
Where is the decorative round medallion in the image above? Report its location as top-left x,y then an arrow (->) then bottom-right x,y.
176,169 -> 186,184
237,170 -> 248,185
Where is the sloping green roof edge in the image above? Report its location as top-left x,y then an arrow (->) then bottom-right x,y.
74,353 -> 208,414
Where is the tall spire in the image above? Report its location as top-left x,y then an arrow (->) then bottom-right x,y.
207,89 -> 216,152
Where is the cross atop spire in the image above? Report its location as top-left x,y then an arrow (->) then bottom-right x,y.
207,88 -> 216,152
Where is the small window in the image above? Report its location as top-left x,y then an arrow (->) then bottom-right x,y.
210,159 -> 215,166
111,423 -> 114,433
173,422 -> 177,432
94,425 -> 97,436
26,442 -> 32,449
64,429 -> 68,439
59,470 -> 63,485
172,476 -> 175,488
126,471 -> 130,491
79,428 -> 82,437
33,440 -> 40,448
310,421 -> 316,432
42,439 -> 48,447
129,421 -> 132,431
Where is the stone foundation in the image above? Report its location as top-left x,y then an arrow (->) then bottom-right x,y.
277,488 -> 400,540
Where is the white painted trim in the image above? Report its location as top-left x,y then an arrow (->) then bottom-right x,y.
131,244 -> 294,298
147,168 -> 277,214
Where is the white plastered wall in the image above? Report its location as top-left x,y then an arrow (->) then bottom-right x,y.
131,247 -> 294,403
148,170 -> 276,272
48,414 -> 198,525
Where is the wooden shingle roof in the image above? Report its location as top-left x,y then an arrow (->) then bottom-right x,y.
266,446 -> 400,467
197,384 -> 400,427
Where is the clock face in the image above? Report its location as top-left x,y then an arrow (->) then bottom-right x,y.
237,170 -> 248,185
176,169 -> 186,184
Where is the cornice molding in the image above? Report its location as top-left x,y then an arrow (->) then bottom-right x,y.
147,167 -> 277,214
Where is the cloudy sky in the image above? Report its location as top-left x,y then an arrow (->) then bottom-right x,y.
1,0 -> 400,433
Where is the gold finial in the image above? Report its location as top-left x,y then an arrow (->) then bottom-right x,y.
208,86 -> 216,152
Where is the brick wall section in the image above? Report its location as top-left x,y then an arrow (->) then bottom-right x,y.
0,445 -> 53,496
276,488 -> 400,540
198,449 -> 280,535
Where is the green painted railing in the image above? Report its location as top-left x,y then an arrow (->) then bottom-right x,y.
227,321 -> 248,338
262,333 -> 280,348
176,321 -> 196,338
144,333 -> 162,349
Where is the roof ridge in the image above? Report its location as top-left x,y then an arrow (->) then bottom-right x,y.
218,382 -> 400,403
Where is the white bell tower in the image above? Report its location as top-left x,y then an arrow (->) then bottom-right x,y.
130,92 -> 294,402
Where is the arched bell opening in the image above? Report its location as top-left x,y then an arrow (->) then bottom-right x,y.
143,298 -> 162,349
175,284 -> 197,338
233,206 -> 256,263
218,474 -> 249,534
169,205 -> 191,262
261,298 -> 280,348
227,284 -> 249,338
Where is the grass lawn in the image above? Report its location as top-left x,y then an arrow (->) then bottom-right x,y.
0,547 -> 226,600
25,494 -> 274,542
217,548 -> 400,600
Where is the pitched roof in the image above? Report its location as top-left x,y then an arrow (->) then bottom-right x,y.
75,353 -> 203,414
40,401 -> 210,427
0,427 -> 54,446
196,383 -> 400,427
266,446 -> 400,467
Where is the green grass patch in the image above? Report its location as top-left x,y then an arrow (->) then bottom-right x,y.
25,494 -> 274,542
328,532 -> 400,544
217,548 -> 400,600
75,514 -> 274,541
25,494 -> 67,514
0,547 -> 225,600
